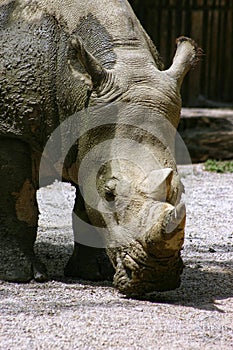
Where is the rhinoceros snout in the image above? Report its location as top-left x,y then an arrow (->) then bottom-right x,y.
108,203 -> 186,296
112,245 -> 184,295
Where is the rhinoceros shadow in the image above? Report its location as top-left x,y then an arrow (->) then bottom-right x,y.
135,258 -> 233,312
35,240 -> 232,312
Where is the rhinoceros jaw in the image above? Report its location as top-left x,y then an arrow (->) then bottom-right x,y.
111,240 -> 184,295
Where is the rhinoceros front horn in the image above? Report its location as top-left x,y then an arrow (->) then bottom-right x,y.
163,202 -> 186,234
145,202 -> 186,257
70,36 -> 108,88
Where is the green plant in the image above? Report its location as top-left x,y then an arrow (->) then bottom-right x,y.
204,159 -> 233,173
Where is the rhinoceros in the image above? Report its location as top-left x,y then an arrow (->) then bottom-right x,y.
0,0 -> 200,295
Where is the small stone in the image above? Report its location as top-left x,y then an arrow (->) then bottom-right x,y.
209,247 -> 216,253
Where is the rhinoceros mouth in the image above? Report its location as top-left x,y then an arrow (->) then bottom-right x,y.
109,241 -> 184,296
114,255 -> 183,296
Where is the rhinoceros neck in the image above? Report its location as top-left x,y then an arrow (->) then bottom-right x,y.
12,0 -> 161,69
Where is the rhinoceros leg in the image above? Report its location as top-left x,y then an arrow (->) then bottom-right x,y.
64,186 -> 114,281
0,139 -> 47,282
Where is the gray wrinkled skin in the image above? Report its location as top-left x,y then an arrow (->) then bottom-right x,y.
0,0 -> 199,295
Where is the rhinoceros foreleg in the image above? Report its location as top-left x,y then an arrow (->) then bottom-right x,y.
0,139 -> 47,282
64,186 -> 114,281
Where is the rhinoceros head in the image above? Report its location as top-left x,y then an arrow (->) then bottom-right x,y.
81,155 -> 186,295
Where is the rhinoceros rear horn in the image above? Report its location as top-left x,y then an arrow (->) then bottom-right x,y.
69,36 -> 108,88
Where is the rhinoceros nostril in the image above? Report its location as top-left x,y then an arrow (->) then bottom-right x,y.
125,266 -> 132,280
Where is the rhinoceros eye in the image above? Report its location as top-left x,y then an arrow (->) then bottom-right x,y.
104,190 -> 116,202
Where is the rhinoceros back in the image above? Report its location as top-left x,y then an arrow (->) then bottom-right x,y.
0,0 -> 90,152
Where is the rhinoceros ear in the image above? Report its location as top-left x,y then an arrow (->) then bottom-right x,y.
69,36 -> 108,89
139,168 -> 173,202
166,37 -> 202,88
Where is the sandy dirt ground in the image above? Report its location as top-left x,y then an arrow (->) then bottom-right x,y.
0,164 -> 232,349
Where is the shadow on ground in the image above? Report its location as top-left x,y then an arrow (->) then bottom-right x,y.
35,241 -> 233,312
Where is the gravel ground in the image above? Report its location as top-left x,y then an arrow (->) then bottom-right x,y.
0,164 -> 232,349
